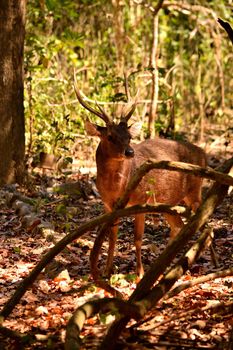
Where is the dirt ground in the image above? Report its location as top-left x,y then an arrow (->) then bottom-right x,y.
0,133 -> 232,349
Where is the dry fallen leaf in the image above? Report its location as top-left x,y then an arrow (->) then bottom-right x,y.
35,305 -> 49,315
38,280 -> 50,294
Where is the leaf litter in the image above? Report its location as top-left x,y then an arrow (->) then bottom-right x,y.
0,153 -> 232,349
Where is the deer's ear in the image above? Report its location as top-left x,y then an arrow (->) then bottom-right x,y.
129,122 -> 142,138
85,120 -> 103,136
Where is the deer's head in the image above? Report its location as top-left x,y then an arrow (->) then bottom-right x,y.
74,74 -> 141,160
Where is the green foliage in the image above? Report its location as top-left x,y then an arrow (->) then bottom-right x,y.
25,0 -> 232,156
25,0 -> 84,156
13,247 -> 21,254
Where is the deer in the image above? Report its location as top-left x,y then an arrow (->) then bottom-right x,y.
74,76 -> 207,278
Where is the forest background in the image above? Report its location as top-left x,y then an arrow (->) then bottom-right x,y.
0,1 -> 233,349
25,0 -> 232,167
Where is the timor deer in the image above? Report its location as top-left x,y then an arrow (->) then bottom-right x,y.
74,76 -> 206,277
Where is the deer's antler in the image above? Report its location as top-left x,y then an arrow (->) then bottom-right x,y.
74,71 -> 111,124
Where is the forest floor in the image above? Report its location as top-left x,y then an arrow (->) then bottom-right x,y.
0,133 -> 233,350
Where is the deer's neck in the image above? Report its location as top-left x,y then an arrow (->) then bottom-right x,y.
96,148 -> 133,210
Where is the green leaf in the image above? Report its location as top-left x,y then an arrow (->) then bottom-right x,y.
13,247 -> 21,254
55,204 -> 67,215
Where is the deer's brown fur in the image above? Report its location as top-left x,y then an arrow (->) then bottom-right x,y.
74,77 -> 206,277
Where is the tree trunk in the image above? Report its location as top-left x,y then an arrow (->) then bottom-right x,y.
112,0 -> 125,77
0,0 -> 26,185
148,14 -> 159,138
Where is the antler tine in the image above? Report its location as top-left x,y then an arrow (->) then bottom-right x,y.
73,71 -> 111,124
121,88 -> 140,122
121,101 -> 137,122
96,102 -> 112,123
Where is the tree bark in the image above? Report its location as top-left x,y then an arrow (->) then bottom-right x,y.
99,157 -> 233,349
148,14 -> 159,138
112,0 -> 125,77
0,0 -> 26,185
90,159 -> 233,280
146,0 -> 164,138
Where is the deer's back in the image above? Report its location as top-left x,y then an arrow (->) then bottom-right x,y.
129,138 -> 206,206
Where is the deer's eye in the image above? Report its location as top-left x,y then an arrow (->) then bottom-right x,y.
107,135 -> 114,142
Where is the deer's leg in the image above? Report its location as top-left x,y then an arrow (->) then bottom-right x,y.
163,213 -> 184,241
134,213 -> 145,278
183,191 -> 202,213
105,222 -> 119,277
184,177 -> 203,213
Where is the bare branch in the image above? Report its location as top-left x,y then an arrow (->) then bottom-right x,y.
98,157 -> 233,349
167,267 -> 233,300
65,298 -> 141,350
0,202 -> 190,319
142,300 -> 233,331
90,158 -> 233,289
218,18 -> 233,44
132,267 -> 233,330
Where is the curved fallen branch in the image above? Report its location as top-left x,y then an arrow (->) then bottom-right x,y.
0,203 -> 188,319
65,224 -> 213,349
64,156 -> 232,348
98,157 -> 233,349
131,267 -> 233,330
90,158 -> 233,280
166,267 -> 233,300
1,158 -> 232,336
65,297 -> 142,350
142,300 -> 233,331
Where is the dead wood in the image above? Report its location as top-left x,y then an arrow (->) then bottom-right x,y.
65,195 -> 232,349
142,301 -> 233,331
54,180 -> 94,199
2,190 -> 35,206
65,226 -> 212,349
131,267 -> 233,330
65,298 -> 141,350
166,267 -> 233,299
2,189 -> 56,239
98,157 -> 233,350
0,202 -> 189,319
1,158 -> 232,335
90,159 -> 233,281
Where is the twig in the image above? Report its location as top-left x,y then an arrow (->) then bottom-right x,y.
141,301 -> 233,331
65,298 -> 141,350
65,224 -> 213,349
90,159 -> 233,282
167,267 -> 233,299
0,203 -> 189,318
136,267 -> 233,330
98,157 -> 233,349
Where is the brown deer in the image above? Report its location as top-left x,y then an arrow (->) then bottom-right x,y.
74,77 -> 206,277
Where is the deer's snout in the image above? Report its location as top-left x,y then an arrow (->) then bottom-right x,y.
124,147 -> 134,158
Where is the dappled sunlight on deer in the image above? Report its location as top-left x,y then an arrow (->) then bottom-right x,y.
74,73 -> 207,278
